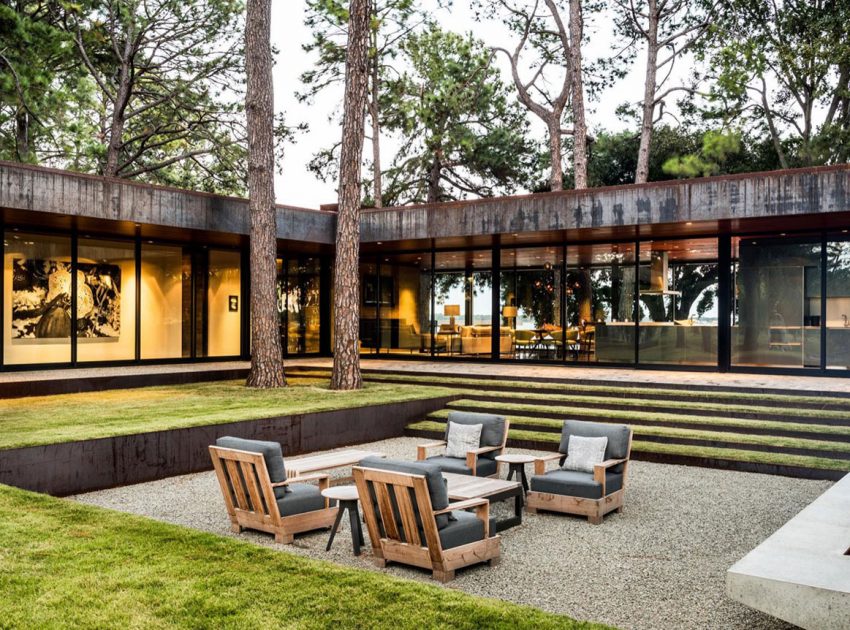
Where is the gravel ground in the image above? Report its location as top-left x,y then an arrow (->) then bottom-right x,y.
71,437 -> 830,630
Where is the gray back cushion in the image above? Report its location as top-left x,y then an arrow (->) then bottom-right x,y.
359,456 -> 450,528
215,436 -> 287,486
444,411 -> 506,459
559,420 -> 631,469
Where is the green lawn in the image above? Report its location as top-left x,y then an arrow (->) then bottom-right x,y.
0,485 -> 602,629
0,380 -> 453,451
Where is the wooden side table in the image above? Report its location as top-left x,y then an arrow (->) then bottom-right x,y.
496,453 -> 536,496
321,485 -> 364,555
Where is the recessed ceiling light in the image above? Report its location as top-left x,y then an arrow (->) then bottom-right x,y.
377,241 -> 382,245
686,221 -> 693,226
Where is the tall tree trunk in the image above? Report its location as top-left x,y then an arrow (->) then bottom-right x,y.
568,0 -> 588,189
427,153 -> 441,203
102,38 -> 134,177
331,0 -> 370,391
245,0 -> 286,388
635,1 -> 658,184
369,27 -> 382,208
547,117 -> 563,191
15,109 -> 30,163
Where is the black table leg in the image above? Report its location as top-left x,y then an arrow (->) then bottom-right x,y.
514,491 -> 523,523
347,501 -> 364,556
518,464 -> 529,494
326,504 -> 345,551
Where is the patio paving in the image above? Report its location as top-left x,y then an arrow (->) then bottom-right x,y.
71,437 -> 830,630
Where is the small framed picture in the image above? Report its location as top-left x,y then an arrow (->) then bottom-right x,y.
228,295 -> 239,312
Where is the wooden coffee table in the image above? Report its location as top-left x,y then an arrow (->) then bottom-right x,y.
287,449 -> 384,478
443,472 -> 523,532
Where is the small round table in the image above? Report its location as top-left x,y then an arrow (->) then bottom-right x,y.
321,485 -> 365,556
496,453 -> 536,496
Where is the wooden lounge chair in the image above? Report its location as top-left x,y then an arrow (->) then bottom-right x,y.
354,456 -> 500,582
526,420 -> 633,524
416,411 -> 510,477
209,436 -> 338,544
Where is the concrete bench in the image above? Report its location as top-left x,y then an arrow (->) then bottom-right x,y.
727,473 -> 850,629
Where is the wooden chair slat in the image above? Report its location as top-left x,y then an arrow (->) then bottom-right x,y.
374,481 -> 400,540
224,459 -> 250,511
393,484 -> 421,547
239,460 -> 266,515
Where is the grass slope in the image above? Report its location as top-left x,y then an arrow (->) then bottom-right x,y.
406,420 -> 850,471
0,380 -> 453,451
0,485 -> 600,629
288,370 -> 850,407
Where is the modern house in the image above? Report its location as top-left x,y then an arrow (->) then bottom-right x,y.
2,160 -> 850,375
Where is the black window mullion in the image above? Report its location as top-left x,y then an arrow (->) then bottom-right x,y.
71,232 -> 78,365
821,232 -> 827,371
135,236 -> 142,362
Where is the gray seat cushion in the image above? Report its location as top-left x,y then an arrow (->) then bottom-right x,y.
275,482 -> 325,517
559,420 -> 631,472
359,456 -> 451,528
425,455 -> 498,477
215,436 -> 289,496
438,510 -> 495,550
530,469 -> 624,499
444,411 -> 506,460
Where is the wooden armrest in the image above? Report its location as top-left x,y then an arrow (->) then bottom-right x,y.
593,458 -> 627,492
433,497 -> 489,515
534,453 -> 562,475
464,445 -> 499,472
416,440 -> 446,461
435,498 -> 491,537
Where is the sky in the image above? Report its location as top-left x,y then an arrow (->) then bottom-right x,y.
269,1 -> 680,209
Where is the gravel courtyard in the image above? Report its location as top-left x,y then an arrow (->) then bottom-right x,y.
71,437 -> 830,630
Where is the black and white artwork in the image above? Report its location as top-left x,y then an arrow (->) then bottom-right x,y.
11,259 -> 122,340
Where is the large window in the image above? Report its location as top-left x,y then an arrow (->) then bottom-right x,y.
501,247 -> 562,361
377,252 -> 431,355
140,243 -> 190,359
732,234 -> 822,368
638,239 -> 718,365
825,233 -> 850,369
279,257 -> 321,355
566,242 -> 636,363
433,250 -> 493,357
4,231 -> 72,365
206,249 -> 241,357
77,238 -> 137,362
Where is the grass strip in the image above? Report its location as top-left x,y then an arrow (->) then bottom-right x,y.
443,399 -> 850,437
406,420 -> 850,471
0,484 -> 600,629
289,370 -> 850,407
426,411 -> 850,454
0,380 -> 454,451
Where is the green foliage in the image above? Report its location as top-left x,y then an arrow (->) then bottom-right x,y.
0,484 -> 602,628
662,130 -> 742,178
381,26 -> 537,204
697,0 -> 850,167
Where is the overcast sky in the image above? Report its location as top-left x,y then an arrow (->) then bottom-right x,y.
270,1 -> 678,209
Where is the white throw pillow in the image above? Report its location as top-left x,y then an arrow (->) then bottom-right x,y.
561,435 -> 608,473
445,421 -> 483,458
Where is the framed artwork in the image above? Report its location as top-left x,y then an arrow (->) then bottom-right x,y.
11,259 -> 121,340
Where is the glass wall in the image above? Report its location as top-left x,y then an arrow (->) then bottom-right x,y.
206,249 -> 241,357
501,247 -> 562,360
566,242 -> 636,363
826,233 -> 850,369
4,231 -> 73,365
732,234 -> 822,368
278,256 -> 321,355
377,252 -> 431,355
638,239 -> 719,365
140,243 -> 190,359
77,238 -> 137,362
433,250 -> 493,357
